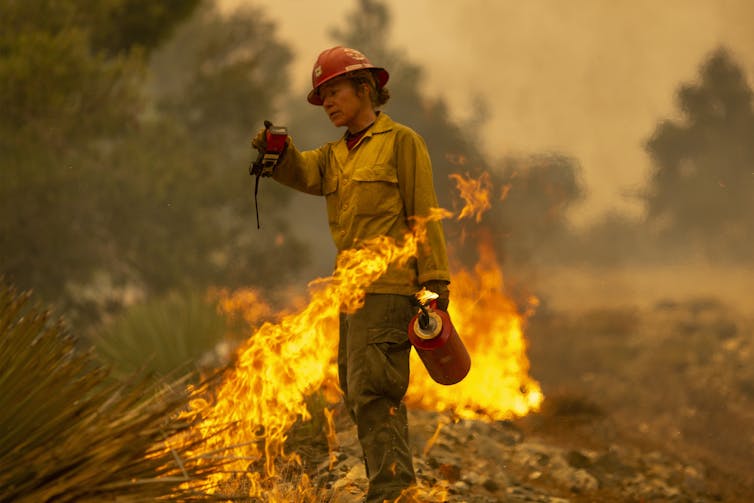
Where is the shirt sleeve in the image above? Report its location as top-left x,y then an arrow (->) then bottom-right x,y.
394,128 -> 451,285
272,137 -> 329,196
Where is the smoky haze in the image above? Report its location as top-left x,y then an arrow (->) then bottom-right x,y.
226,0 -> 754,224
3,0 -> 754,496
227,0 -> 754,312
227,1 -> 754,487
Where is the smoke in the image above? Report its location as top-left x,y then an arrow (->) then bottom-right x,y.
391,0 -> 754,223
226,0 -> 754,312
225,0 -> 754,224
211,3 -> 754,488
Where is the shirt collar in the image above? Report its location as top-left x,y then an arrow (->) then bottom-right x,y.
367,111 -> 394,136
335,112 -> 394,153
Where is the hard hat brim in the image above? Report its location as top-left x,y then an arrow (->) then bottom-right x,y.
307,67 -> 389,106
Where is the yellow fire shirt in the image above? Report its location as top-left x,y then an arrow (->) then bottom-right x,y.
273,113 -> 451,295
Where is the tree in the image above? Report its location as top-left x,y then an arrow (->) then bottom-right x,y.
0,0 -> 188,309
644,48 -> 754,260
490,153 -> 585,265
0,0 -> 199,150
0,1 -> 308,325
105,2 -> 309,297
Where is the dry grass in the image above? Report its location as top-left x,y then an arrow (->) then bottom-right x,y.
0,280 -> 233,501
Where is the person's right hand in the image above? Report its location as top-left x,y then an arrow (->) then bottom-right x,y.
251,128 -> 266,152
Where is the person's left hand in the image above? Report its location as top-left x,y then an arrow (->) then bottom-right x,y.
422,280 -> 450,311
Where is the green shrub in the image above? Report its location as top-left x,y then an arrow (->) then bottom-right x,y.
92,290 -> 231,381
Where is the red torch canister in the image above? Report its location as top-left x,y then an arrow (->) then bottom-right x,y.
408,303 -> 471,385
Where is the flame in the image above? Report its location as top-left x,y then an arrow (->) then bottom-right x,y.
169,210 -> 449,498
405,235 -> 543,419
415,287 -> 439,305
323,407 -> 338,471
166,172 -> 542,500
449,171 -> 493,222
422,419 -> 447,458
212,286 -> 273,327
500,182 -> 512,201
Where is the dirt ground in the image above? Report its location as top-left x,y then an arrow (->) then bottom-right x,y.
518,262 -> 754,313
522,263 -> 754,500
292,262 -> 754,501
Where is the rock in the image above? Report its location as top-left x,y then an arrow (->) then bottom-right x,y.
438,463 -> 462,482
505,484 -> 569,502
451,479 -> 469,493
329,486 -> 365,503
300,399 -> 736,503
682,464 -> 708,494
551,466 -> 599,492
330,462 -> 367,498
482,478 -> 500,492
591,449 -> 637,479
565,449 -> 592,469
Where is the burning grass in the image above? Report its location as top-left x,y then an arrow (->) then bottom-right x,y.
166,173 -> 544,499
0,171 -> 547,501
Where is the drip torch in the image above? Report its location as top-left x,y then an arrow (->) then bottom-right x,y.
408,292 -> 471,385
250,120 -> 288,229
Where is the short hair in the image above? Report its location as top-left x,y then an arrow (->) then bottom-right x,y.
348,69 -> 390,107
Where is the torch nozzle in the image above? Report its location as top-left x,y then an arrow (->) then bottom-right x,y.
418,304 -> 431,330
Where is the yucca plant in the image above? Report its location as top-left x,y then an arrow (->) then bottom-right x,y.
0,281 -> 231,502
92,290 -> 232,382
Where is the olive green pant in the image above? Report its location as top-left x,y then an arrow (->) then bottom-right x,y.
338,294 -> 416,503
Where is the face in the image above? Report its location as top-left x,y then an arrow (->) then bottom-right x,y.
318,78 -> 371,131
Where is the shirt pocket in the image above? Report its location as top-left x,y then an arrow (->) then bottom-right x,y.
350,163 -> 401,217
323,171 -> 339,224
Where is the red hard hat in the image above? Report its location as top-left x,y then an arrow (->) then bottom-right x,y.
307,46 -> 389,105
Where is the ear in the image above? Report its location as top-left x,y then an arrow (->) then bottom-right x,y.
358,82 -> 373,102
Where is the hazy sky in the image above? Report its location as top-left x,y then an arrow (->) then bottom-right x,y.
224,0 -> 754,225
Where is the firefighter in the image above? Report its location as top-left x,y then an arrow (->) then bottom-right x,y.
255,46 -> 450,502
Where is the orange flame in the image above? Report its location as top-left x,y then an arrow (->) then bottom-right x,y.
422,419 -> 447,458
170,210 -> 450,498
323,407 -> 338,471
449,171 -> 493,222
415,287 -> 439,305
213,286 -> 273,327
405,236 -> 543,419
168,172 -> 542,500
